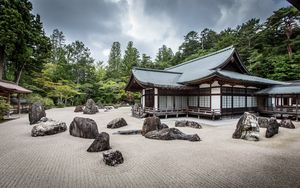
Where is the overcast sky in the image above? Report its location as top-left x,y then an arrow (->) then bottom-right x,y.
30,0 -> 289,63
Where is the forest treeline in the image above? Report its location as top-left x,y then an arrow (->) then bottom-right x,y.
0,0 -> 299,107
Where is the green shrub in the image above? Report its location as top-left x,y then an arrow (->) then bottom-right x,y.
26,94 -> 55,109
0,96 -> 11,120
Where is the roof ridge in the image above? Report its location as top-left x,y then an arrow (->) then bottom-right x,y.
133,67 -> 182,74
165,45 -> 234,71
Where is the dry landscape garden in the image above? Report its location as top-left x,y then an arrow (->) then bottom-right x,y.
0,0 -> 300,188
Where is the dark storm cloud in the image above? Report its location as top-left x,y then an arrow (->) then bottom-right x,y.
29,0 -> 289,62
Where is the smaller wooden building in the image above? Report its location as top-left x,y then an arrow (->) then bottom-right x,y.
125,46 -> 300,120
0,79 -> 32,117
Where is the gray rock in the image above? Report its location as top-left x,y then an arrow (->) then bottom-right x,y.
266,117 -> 279,138
232,112 -> 260,141
31,119 -> 67,137
158,123 -> 169,130
142,116 -> 161,136
39,117 -> 48,122
258,117 -> 270,128
69,117 -> 99,139
29,102 -> 46,125
113,130 -> 142,135
107,118 -> 128,129
280,119 -> 295,129
144,128 -> 201,142
103,150 -> 124,166
87,132 -> 110,152
74,105 -> 84,112
83,99 -> 99,114
175,120 -> 202,129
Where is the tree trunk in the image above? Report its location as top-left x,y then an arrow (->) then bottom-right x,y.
14,62 -> 26,85
285,19 -> 293,58
0,47 -> 5,80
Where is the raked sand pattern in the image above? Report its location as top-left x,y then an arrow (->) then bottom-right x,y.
0,107 -> 299,188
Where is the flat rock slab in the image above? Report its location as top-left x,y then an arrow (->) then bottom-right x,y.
31,119 -> 67,137
69,117 -> 99,139
232,112 -> 260,141
87,132 -> 110,152
145,128 -> 201,142
112,130 -> 142,135
103,150 -> 124,166
175,120 -> 202,129
107,118 -> 127,129
29,102 -> 46,125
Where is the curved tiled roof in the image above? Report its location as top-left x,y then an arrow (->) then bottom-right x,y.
127,46 -> 288,90
256,84 -> 300,95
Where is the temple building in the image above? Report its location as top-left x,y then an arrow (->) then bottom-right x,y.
125,46 -> 300,120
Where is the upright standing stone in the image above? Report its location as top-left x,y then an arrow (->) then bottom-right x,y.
29,102 -> 46,125
266,117 -> 279,138
142,116 -> 161,136
83,99 -> 99,114
232,112 -> 260,141
87,132 -> 110,152
69,117 -> 99,139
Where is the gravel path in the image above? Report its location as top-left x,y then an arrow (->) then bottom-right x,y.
0,107 -> 299,188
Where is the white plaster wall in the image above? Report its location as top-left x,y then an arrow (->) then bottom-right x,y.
211,95 -> 221,110
233,85 -> 246,88
211,87 -> 221,94
272,97 -> 275,107
289,98 -> 292,106
199,83 -> 210,88
142,89 -> 145,108
211,81 -> 219,87
154,88 -> 158,109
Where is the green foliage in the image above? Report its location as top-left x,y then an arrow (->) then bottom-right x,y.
0,96 -> 11,120
121,41 -> 140,77
25,94 -> 54,109
0,0 -> 51,82
106,42 -> 122,79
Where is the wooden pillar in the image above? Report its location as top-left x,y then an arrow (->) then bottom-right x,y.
7,93 -> 11,118
17,94 -> 21,115
296,95 -> 299,122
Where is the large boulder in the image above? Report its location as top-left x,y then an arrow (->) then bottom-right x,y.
69,117 -> 99,139
266,117 -> 280,138
107,118 -> 128,129
103,150 -> 124,166
258,117 -> 269,128
142,116 -> 161,136
280,119 -> 295,129
232,112 -> 260,141
83,99 -> 99,114
29,102 -> 46,125
144,128 -> 201,142
87,132 -> 110,152
74,105 -> 84,113
175,120 -> 202,129
31,119 -> 67,137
